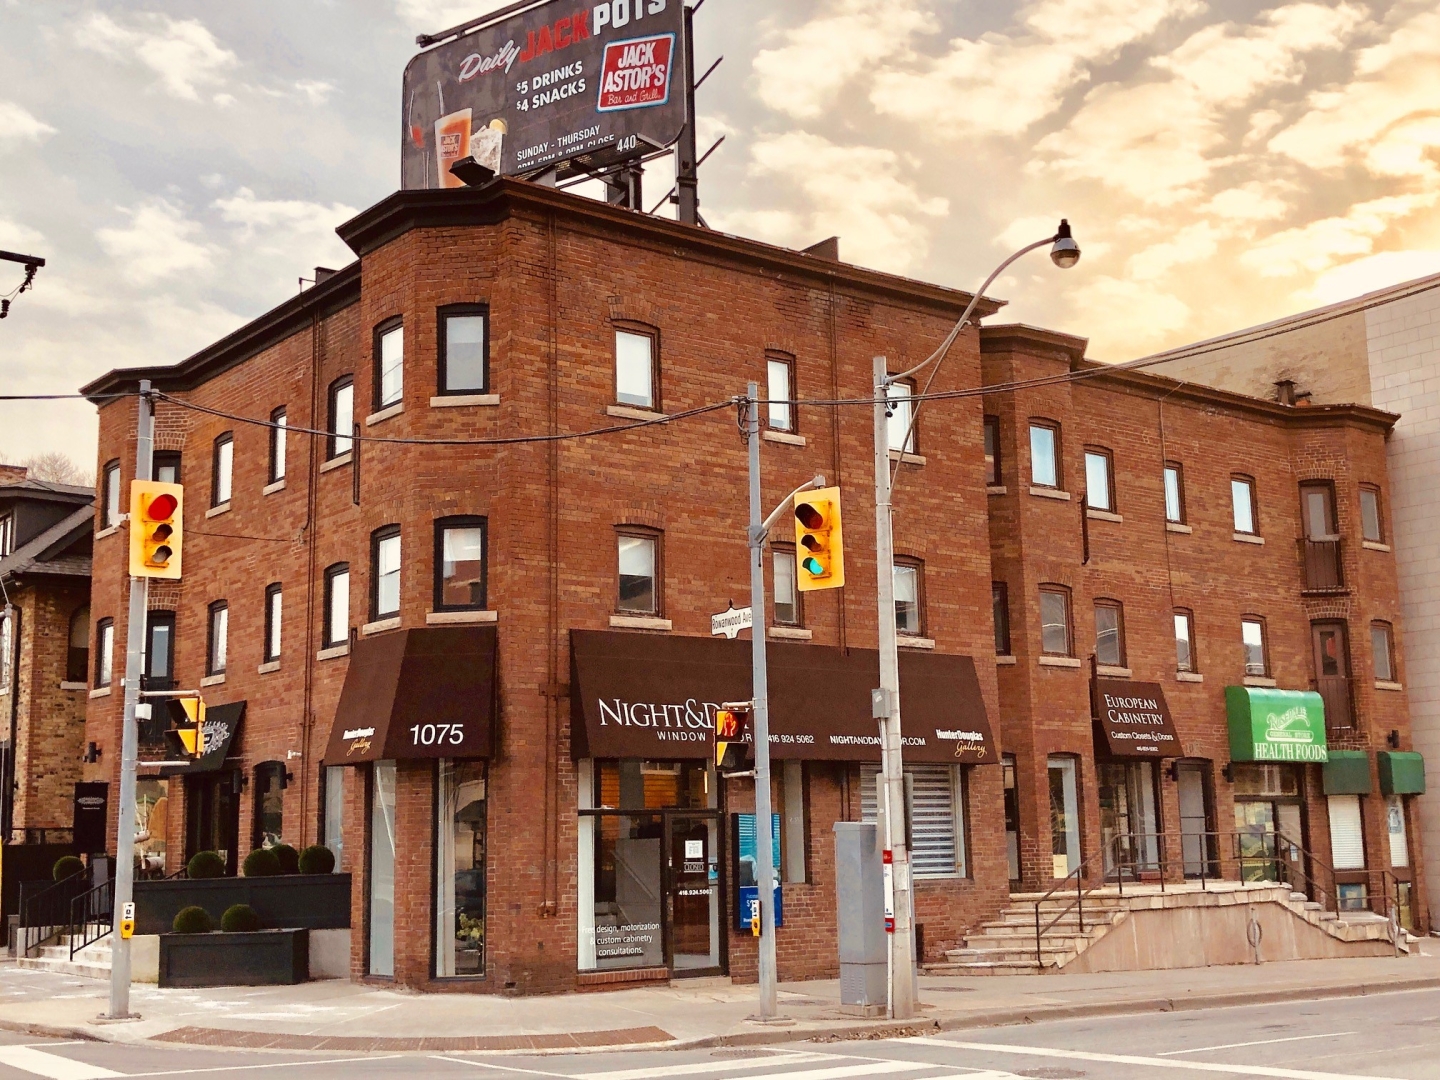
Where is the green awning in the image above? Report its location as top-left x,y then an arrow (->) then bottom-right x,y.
1323,750 -> 1371,794
1379,751 -> 1425,795
1225,686 -> 1328,763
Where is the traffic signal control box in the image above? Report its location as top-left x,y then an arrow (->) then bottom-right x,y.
129,480 -> 184,579
794,486 -> 845,591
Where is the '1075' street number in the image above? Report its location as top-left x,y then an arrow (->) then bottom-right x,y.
411,724 -> 465,747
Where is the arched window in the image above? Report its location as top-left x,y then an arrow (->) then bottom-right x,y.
67,605 -> 90,684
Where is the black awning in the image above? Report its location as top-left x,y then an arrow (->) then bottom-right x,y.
156,701 -> 245,777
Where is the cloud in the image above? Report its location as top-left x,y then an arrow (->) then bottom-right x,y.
294,79 -> 337,106
1127,222 -> 1223,281
715,132 -> 947,274
1204,182 -> 1292,222
95,200 -> 215,286
1240,193 -> 1440,277
76,12 -> 237,101
0,217 -> 45,251
395,0 -> 517,32
213,188 -> 358,269
0,100 -> 55,146
1071,275 -> 1192,351
1308,250 -> 1440,305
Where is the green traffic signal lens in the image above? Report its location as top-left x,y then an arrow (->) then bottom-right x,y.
801,556 -> 825,577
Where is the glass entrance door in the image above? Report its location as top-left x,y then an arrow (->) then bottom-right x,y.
185,771 -> 240,875
666,812 -> 721,974
1177,762 -> 1217,878
1098,761 -> 1160,877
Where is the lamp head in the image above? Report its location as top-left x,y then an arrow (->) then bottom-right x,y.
1050,218 -> 1080,269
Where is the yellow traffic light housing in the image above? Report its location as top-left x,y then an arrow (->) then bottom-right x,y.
166,696 -> 207,758
128,480 -> 183,579
794,486 -> 845,591
715,702 -> 752,772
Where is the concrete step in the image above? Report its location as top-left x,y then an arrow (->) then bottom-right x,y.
16,955 -> 111,980
924,960 -> 1049,975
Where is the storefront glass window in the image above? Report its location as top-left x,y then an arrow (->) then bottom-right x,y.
136,779 -> 168,879
595,759 -> 712,810
1231,763 -> 1300,797
592,813 -> 665,969
368,760 -> 396,977
436,759 -> 487,978
253,763 -> 284,849
323,765 -> 345,866
1047,755 -> 1081,878
1387,796 -> 1409,868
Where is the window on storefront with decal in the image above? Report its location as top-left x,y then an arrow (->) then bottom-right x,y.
252,761 -> 285,849
435,759 -> 487,978
860,764 -> 969,878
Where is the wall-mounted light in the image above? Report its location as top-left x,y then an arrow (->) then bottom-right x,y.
1222,762 -> 1235,784
83,742 -> 102,763
1387,729 -> 1401,749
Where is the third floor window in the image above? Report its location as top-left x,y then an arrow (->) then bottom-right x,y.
1164,462 -> 1185,524
1030,422 -> 1059,488
269,407 -> 287,483
1085,449 -> 1114,511
211,433 -> 233,507
328,377 -> 354,459
1232,475 -> 1257,534
1360,485 -> 1384,543
375,319 -> 404,410
439,305 -> 489,395
983,416 -> 1000,486
435,517 -> 487,611
372,526 -> 401,620
767,355 -> 794,433
615,329 -> 657,410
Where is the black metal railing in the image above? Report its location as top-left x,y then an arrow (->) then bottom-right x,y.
17,867 -> 90,958
67,876 -> 114,960
1300,538 -> 1345,591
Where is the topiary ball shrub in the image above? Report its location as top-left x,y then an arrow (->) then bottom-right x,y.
52,855 -> 85,882
271,843 -> 300,875
242,847 -> 282,877
297,844 -> 336,875
187,850 -> 226,879
220,904 -> 262,933
172,905 -> 214,934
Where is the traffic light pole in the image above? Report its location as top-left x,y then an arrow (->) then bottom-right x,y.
872,356 -> 917,1021
109,379 -> 152,1020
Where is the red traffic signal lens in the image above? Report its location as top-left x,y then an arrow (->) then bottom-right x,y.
146,493 -> 178,519
795,503 -> 824,530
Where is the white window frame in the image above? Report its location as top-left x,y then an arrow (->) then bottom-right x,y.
766,356 -> 793,432
615,330 -> 655,410
377,322 -> 404,409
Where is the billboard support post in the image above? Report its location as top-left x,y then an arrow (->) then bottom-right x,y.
677,2 -> 700,225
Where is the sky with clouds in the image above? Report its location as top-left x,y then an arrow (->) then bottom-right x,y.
3,0 -> 1440,465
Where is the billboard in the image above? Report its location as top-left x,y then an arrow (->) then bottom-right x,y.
402,0 -> 687,188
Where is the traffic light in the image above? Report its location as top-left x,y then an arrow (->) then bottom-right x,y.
128,480 -> 183,579
166,697 -> 207,758
794,486 -> 845,591
715,702 -> 752,771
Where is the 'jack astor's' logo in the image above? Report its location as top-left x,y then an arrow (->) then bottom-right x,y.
596,33 -> 675,112
344,726 -> 376,757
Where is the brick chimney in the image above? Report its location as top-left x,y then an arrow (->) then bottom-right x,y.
0,464 -> 28,485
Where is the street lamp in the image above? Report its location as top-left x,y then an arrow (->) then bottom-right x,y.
871,219 -> 1079,1021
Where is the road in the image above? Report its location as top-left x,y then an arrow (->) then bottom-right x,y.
2,987 -> 1439,1080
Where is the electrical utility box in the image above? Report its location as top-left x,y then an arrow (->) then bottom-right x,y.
833,821 -> 886,1016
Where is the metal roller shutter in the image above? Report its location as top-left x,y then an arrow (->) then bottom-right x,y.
860,764 -> 963,878
1327,795 -> 1366,870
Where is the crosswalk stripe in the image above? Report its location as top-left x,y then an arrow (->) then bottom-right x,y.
0,1046 -> 122,1080
579,1060 -> 951,1080
572,1052 -> 837,1080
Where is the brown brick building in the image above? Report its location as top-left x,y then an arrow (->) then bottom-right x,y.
77,180 -> 1426,994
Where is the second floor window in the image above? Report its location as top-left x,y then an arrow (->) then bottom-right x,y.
617,530 -> 659,614
1242,617 -> 1267,676
372,526 -> 401,620
1372,622 -> 1395,682
1094,600 -> 1124,666
435,516 -> 487,611
269,408 -> 287,483
886,380 -> 916,453
894,560 -> 923,636
1175,609 -> 1196,672
439,305 -> 489,394
264,583 -> 283,663
615,329 -> 656,410
1030,422 -> 1059,488
207,601 -> 228,676
101,460 -> 121,528
145,610 -> 176,690
1084,449 -> 1114,511
153,451 -> 181,485
375,319 -> 404,410
67,605 -> 90,684
324,563 -> 350,647
1232,475 -> 1257,534
767,355 -> 794,432
212,433 -> 233,506
95,618 -> 114,686
0,513 -> 11,557
1164,462 -> 1185,524
328,377 -> 354,459
1040,586 -> 1071,656
1360,485 -> 1384,543
984,416 -> 1000,486
992,582 -> 1010,655
773,547 -> 800,626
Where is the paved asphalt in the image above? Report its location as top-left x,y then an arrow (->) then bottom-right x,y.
2,986 -> 1439,1079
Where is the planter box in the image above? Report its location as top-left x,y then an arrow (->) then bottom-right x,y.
135,874 -> 350,936
159,928 -> 309,988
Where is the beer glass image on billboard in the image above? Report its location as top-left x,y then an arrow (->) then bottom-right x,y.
435,108 -> 473,188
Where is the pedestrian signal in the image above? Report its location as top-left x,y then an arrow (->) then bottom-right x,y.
166,697 -> 207,758
128,480 -> 183,579
715,702 -> 752,772
794,486 -> 844,591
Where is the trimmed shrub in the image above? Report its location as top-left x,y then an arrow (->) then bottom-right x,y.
271,843 -> 300,875
297,844 -> 336,875
172,906 -> 214,934
187,850 -> 226,879
52,855 -> 85,882
220,904 -> 262,933
242,847 -> 282,878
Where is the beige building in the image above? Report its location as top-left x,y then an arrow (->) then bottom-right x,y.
1159,271 -> 1440,930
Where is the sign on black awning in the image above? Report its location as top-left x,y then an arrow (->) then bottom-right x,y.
154,701 -> 246,777
324,626 -> 497,765
1094,680 -> 1180,757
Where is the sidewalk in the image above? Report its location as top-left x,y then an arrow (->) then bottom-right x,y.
1,944 -> 1437,1054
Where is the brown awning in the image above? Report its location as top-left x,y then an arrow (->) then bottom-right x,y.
569,630 -> 994,764
152,701 -> 245,778
1094,679 -> 1179,757
324,626 -> 496,765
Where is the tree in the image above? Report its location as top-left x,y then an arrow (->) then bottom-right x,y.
20,452 -> 93,488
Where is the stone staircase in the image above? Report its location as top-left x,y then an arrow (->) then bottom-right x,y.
16,928 -> 114,980
927,881 -> 1411,975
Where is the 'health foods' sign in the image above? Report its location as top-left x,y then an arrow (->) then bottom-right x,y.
1226,686 -> 1329,763
402,0 -> 686,186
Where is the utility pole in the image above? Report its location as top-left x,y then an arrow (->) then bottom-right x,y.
871,356 -> 916,1020
109,379 -> 152,1019
676,3 -> 700,226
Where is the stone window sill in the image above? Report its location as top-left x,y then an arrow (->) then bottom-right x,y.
1363,540 -> 1391,552
898,636 -> 935,650
996,655 -> 1018,666
606,404 -> 667,422
366,401 -> 404,426
1166,522 -> 1193,534
1376,680 -> 1403,692
987,485 -> 1007,496
1243,675 -> 1277,687
263,478 -> 286,496
205,502 -> 231,519
96,525 -> 119,540
362,617 -> 402,636
888,450 -> 926,466
431,393 -> 500,408
762,430 -> 806,447
609,614 -> 672,631
1096,664 -> 1131,677
1038,655 -> 1082,668
59,681 -> 88,691
316,644 -> 350,661
89,687 -> 112,698
320,453 -> 352,474
1176,672 -> 1204,683
200,673 -> 226,687
769,626 -> 812,640
426,609 -> 499,625
1030,487 -> 1071,501
1233,532 -> 1265,545
1087,508 -> 1123,523
258,660 -> 281,674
